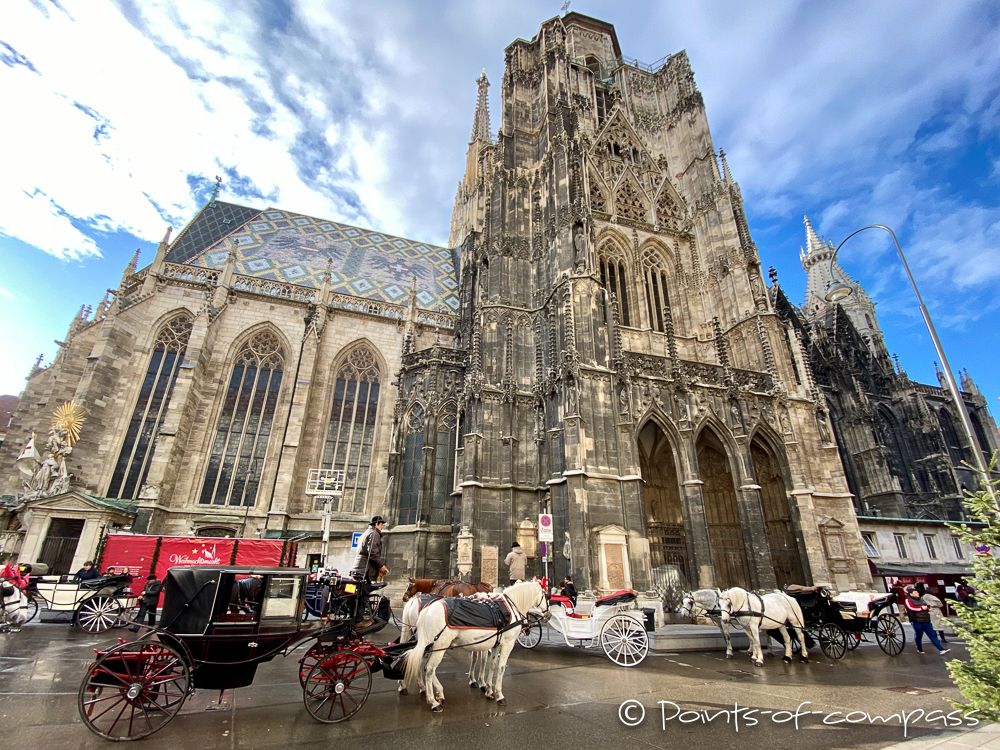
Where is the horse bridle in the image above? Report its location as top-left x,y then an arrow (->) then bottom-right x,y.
681,590 -> 723,618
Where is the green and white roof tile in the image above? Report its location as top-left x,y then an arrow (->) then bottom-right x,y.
168,202 -> 460,312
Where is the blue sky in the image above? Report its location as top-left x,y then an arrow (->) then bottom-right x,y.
1,0 -> 999,420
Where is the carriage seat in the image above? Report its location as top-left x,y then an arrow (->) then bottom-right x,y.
595,590 -> 638,607
549,594 -> 589,619
784,584 -> 826,595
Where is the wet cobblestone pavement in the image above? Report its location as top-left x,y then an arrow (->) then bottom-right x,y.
0,620 -> 990,750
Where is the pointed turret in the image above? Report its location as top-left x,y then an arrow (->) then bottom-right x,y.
120,248 -> 140,285
471,69 -> 491,144
803,215 -> 824,255
719,149 -> 732,184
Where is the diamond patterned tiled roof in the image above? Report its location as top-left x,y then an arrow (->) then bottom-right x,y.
176,204 -> 460,312
165,201 -> 263,265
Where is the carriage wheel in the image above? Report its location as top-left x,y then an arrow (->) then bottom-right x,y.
24,595 -> 39,624
78,641 -> 190,740
303,652 -> 371,723
874,615 -> 905,656
78,597 -> 123,633
299,643 -> 335,688
818,623 -> 848,660
846,632 -> 861,651
600,615 -> 649,667
516,622 -> 542,649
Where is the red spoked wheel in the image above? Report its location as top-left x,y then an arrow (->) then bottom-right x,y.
298,642 -> 335,688
303,652 -> 371,723
78,640 -> 190,740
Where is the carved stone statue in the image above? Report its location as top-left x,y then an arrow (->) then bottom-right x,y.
619,386 -> 630,416
572,221 -> 588,270
562,531 -> 572,562
18,425 -> 73,500
566,381 -> 578,415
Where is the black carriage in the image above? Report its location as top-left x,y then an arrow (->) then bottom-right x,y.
78,566 -> 410,740
784,585 -> 905,660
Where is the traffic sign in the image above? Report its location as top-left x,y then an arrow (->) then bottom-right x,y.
538,513 -> 553,542
352,532 -> 363,549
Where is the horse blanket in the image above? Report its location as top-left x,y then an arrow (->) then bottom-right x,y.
443,596 -> 511,630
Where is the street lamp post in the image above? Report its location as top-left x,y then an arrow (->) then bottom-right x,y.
824,224 -> 997,506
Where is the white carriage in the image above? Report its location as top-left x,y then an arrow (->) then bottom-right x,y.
30,571 -> 138,633
517,590 -> 650,666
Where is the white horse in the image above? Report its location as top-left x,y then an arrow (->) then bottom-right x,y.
0,583 -> 28,633
679,589 -> 738,656
396,594 -> 491,695
719,587 -> 809,667
403,580 -> 548,712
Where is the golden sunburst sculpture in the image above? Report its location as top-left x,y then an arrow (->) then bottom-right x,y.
53,400 -> 86,446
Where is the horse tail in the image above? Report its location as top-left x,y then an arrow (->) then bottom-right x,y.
403,633 -> 428,692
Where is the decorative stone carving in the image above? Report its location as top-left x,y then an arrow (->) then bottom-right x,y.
517,518 -> 537,558
457,527 -> 474,577
481,545 -> 499,587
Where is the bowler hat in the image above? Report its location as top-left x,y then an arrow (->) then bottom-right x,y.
370,516 -> 386,526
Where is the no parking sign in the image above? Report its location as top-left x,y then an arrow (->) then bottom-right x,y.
538,513 -> 554,542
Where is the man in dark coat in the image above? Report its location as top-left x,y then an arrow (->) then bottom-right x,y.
352,516 -> 387,583
130,573 -> 163,631
350,517 -> 387,628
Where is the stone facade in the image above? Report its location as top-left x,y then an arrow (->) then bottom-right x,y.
0,13 -> 874,597
390,13 -> 870,597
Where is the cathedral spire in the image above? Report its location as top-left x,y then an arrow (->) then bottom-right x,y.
803,215 -> 824,255
471,69 -> 491,143
719,149 -> 733,184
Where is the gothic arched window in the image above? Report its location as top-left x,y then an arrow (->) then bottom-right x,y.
598,246 -> 632,327
199,330 -> 285,506
432,410 -> 458,526
108,314 -> 193,499
398,404 -> 425,525
655,188 -> 681,231
320,345 -> 381,513
642,246 -> 672,333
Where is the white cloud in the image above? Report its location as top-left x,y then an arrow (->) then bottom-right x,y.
0,285 -> 15,299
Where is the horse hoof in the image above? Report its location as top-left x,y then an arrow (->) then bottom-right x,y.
485,694 -> 494,701
799,657 -> 809,663
469,681 -> 478,689
480,686 -> 487,692
419,689 -> 426,696
782,657 -> 791,664
432,704 -> 443,713
725,654 -> 733,659
497,698 -> 507,706
399,688 -> 408,696
754,660 -> 764,668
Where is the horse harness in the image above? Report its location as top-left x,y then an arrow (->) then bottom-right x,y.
426,591 -> 539,652
726,591 -> 803,630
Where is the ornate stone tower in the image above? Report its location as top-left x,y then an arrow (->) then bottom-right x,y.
390,13 -> 870,596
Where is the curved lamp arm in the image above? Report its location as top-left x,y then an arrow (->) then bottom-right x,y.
828,224 -> 996,502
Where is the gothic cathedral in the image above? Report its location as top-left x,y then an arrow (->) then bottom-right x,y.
1,13 -> 874,596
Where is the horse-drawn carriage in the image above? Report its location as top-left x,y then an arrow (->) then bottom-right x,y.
28,570 -> 139,633
77,566 -> 409,740
783,585 -> 905,660
517,590 -> 649,667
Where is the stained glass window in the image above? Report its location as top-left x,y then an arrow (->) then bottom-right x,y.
107,314 -> 192,499
432,411 -> 458,526
199,330 -> 285,506
319,346 -> 381,513
398,404 -> 425,525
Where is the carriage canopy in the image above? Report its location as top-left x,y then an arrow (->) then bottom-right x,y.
159,566 -> 308,636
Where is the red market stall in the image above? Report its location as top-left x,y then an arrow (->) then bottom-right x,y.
97,533 -> 298,583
